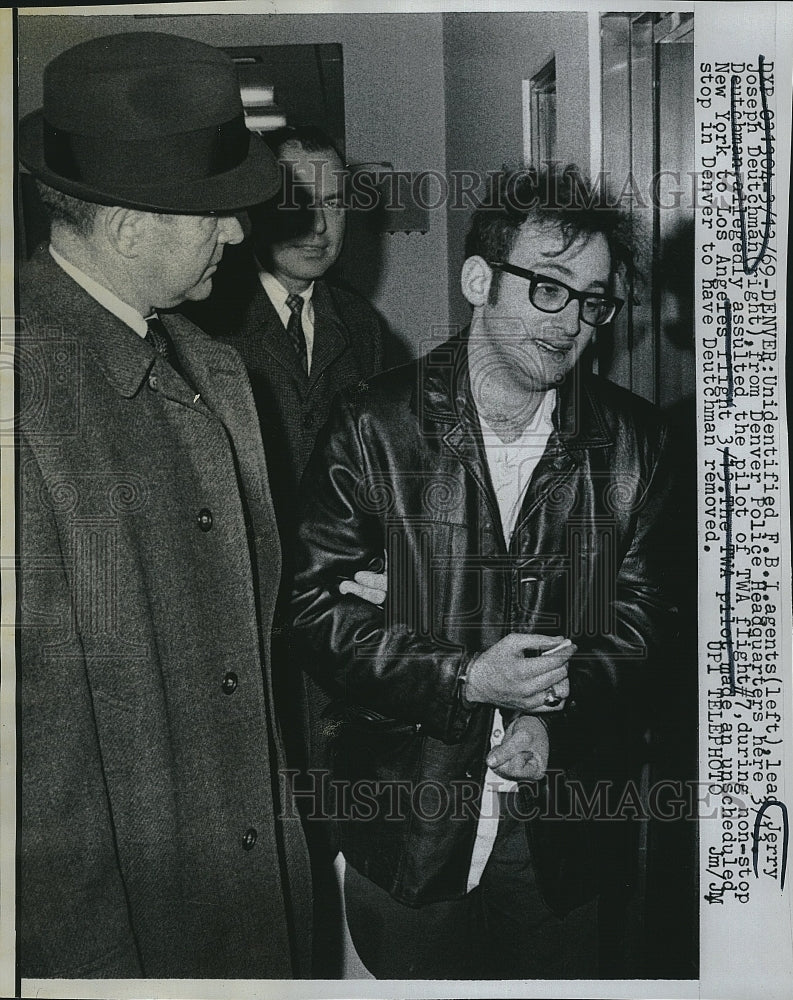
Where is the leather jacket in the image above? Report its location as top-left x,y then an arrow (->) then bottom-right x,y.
290,335 -> 675,912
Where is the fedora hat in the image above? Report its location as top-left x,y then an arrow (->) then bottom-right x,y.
19,31 -> 280,213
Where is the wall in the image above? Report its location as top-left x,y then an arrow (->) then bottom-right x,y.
18,10 -> 592,355
17,11 -> 449,359
442,11 -> 591,329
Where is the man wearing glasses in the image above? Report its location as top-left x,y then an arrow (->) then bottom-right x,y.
290,166 -> 674,978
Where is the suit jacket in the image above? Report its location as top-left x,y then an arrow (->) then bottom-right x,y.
290,335 -> 676,912
17,252 -> 311,978
185,247 -> 387,553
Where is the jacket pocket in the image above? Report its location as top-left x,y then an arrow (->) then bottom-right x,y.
324,700 -> 418,735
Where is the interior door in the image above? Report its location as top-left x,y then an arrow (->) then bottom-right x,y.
599,12 -> 695,411
599,11 -> 698,980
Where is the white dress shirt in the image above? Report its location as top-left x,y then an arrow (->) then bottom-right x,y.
258,268 -> 316,373
466,388 -> 557,891
49,245 -> 149,338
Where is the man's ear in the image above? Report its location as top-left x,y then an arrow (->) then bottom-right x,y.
101,207 -> 148,258
461,255 -> 492,307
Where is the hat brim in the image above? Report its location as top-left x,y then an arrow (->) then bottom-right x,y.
19,109 -> 281,213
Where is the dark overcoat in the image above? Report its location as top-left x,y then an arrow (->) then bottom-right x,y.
17,253 -> 311,979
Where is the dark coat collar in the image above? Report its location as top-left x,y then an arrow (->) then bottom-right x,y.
418,332 -> 613,449
20,250 -> 245,404
414,333 -> 614,551
20,250 -> 158,398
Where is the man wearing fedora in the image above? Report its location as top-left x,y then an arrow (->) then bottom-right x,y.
17,32 -> 311,978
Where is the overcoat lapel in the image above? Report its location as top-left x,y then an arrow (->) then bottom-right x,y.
166,314 -> 274,509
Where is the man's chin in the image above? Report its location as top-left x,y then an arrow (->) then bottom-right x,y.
517,362 -> 571,394
285,264 -> 326,284
277,247 -> 338,282
183,279 -> 214,302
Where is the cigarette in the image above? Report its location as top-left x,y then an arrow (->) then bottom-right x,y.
541,639 -> 572,656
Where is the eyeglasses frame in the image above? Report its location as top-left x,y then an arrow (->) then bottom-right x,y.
487,261 -> 624,327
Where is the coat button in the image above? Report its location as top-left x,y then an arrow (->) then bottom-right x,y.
221,671 -> 238,695
242,827 -> 257,850
148,374 -> 159,391
197,508 -> 213,531
302,413 -> 314,430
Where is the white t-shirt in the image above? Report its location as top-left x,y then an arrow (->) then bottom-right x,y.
467,389 -> 556,891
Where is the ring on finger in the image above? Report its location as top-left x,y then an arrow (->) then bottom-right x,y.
543,685 -> 562,707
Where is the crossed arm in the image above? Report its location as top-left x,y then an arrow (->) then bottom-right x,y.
341,566 -> 571,779
293,401 -> 673,773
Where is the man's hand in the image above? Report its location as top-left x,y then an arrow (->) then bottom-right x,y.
464,633 -> 574,712
486,715 -> 550,781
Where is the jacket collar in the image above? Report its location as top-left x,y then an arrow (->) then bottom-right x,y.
21,252 -> 259,412
419,332 -> 613,449
417,333 -> 614,548
244,275 -> 305,381
22,251 -> 158,398
248,271 -> 350,385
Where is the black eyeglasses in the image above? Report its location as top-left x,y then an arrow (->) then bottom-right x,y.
488,262 -> 624,327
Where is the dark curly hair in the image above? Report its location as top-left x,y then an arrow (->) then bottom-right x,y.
465,165 -> 635,303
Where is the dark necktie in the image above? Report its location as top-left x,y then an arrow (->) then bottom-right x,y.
145,313 -> 175,366
285,293 -> 309,374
